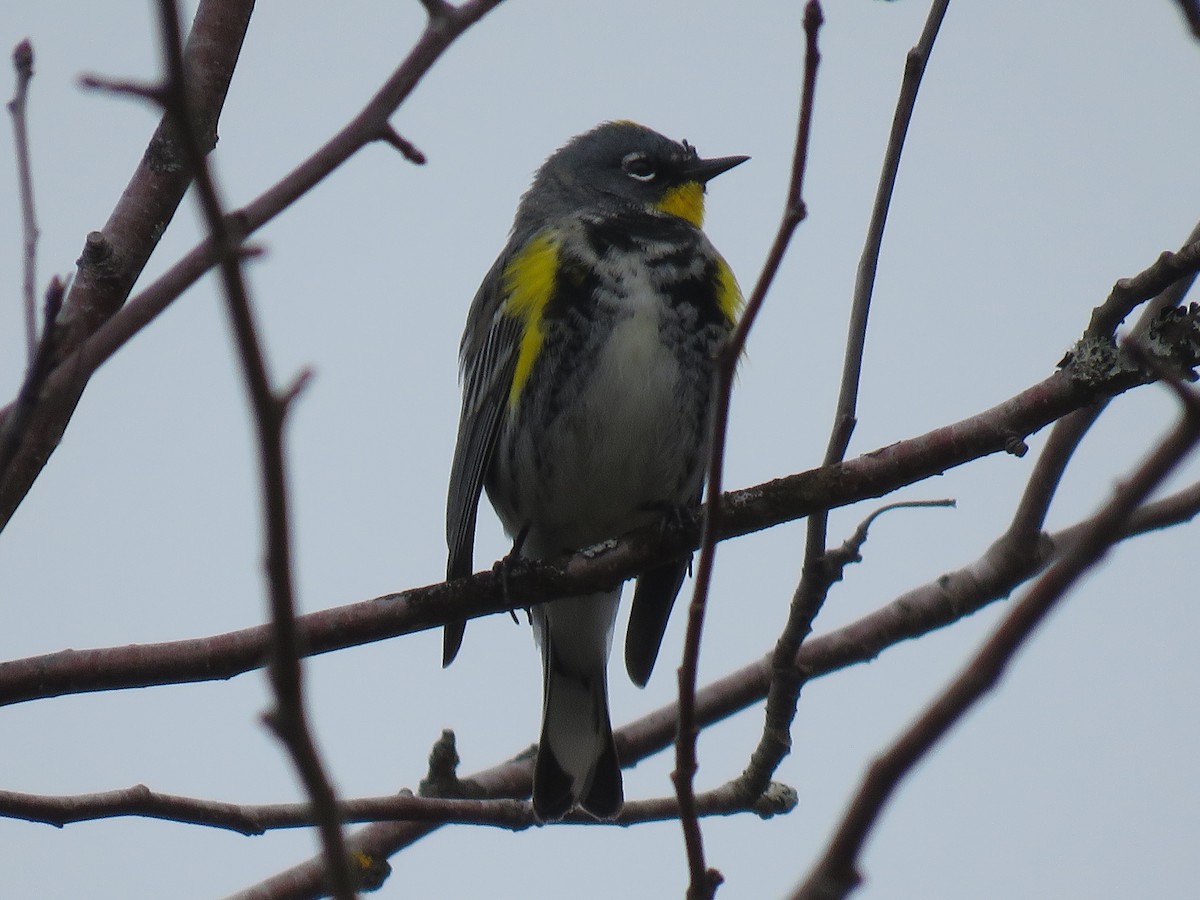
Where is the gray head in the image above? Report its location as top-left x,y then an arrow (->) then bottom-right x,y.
515,121 -> 748,230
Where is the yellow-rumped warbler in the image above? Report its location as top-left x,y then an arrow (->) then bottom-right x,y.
444,121 -> 746,821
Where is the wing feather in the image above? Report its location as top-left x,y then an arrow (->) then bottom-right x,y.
443,253 -> 523,665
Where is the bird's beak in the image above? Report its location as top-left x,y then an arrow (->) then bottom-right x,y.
682,154 -> 750,184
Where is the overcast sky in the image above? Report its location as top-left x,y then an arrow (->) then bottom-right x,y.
2,2 -> 1198,898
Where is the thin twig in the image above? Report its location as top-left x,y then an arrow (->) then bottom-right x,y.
0,279 -> 63,481
675,6 -> 823,896
1136,219 -> 1200,320
1005,404 -> 1104,544
1086,238 -> 1200,339
834,0 -> 952,461
7,39 -> 38,362
739,0 -> 950,804
825,499 -> 955,573
790,378 -> 1200,900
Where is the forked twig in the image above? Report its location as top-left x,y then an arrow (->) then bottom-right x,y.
1007,218 -> 1200,550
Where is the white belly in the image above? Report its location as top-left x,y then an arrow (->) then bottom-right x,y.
524,306 -> 698,551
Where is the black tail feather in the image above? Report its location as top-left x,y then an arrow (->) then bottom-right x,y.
625,559 -> 689,687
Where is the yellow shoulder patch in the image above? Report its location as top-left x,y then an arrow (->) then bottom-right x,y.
502,231 -> 559,408
656,182 -> 706,227
715,255 -> 744,325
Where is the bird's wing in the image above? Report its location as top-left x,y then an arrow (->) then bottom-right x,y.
443,251 -> 523,665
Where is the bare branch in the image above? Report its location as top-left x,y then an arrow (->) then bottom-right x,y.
1009,219 -> 1200,546
825,499 -> 955,573
6,38 -> 38,362
0,785 -> 534,834
1005,404 -> 1104,543
3,310 -> 1199,709
78,73 -> 166,102
0,0 -> 256,531
675,8 -> 823,895
0,776 -> 797,835
1112,478 -> 1200,537
417,0 -> 455,19
228,452 -> 1196,900
0,0 -> 506,534
834,0 -> 952,461
790,381 -> 1200,900
378,123 -> 426,164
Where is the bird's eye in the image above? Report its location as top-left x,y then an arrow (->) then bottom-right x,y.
621,152 -> 657,182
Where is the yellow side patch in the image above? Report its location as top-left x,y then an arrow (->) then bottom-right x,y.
715,255 -> 744,325
502,232 -> 559,408
656,182 -> 706,227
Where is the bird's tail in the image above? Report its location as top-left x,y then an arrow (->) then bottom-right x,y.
532,590 -> 623,821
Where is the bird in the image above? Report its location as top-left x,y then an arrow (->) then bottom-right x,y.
444,120 -> 746,821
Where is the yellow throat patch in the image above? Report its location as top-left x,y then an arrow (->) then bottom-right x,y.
655,182 -> 705,227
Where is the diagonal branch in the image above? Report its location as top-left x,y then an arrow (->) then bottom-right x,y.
0,0 -> 255,531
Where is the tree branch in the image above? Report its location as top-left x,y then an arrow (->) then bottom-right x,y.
223,456 -> 1197,899
790,370 -> 1200,900
0,0 -> 255,531
0,0 -> 505,534
2,309 -> 1199,709
0,776 -> 797,835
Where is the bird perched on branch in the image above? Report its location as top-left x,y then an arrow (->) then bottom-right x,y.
445,120 -> 746,820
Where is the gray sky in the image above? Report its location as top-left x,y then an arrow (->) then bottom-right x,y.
2,1 -> 1198,898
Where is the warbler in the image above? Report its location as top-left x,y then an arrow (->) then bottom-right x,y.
444,121 -> 746,821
